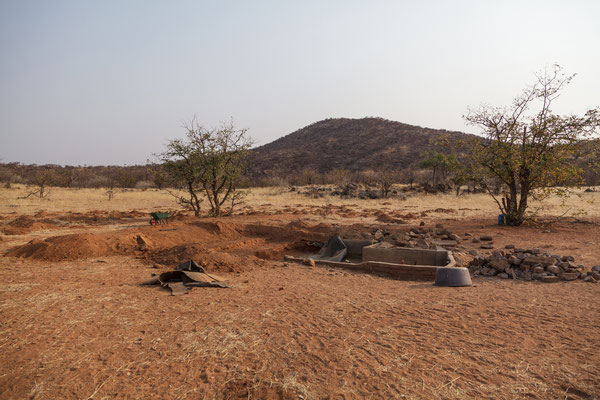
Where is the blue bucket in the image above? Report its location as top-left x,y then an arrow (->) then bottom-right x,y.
498,214 -> 505,225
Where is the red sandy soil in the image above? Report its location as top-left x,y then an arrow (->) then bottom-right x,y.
1,210 -> 599,399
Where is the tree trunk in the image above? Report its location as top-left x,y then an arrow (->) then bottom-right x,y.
503,182 -> 519,225
515,182 -> 529,226
188,182 -> 201,216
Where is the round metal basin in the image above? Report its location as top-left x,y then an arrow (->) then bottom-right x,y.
434,267 -> 472,287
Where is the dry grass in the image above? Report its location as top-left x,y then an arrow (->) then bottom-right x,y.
245,186 -> 600,218
0,184 -> 598,220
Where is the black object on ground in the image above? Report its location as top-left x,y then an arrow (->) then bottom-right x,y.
142,259 -> 229,295
310,236 -> 347,262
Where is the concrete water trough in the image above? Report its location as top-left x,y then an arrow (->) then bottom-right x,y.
285,238 -> 455,280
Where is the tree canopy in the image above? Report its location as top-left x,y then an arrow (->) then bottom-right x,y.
464,64 -> 599,225
159,118 -> 253,216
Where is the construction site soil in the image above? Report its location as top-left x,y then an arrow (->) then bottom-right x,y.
1,207 -> 599,399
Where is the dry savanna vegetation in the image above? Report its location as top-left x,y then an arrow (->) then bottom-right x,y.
1,185 -> 599,399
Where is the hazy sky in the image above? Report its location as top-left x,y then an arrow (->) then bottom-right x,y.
1,0 -> 599,166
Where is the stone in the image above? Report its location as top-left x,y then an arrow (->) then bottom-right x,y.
498,273 -> 509,279
505,244 -> 515,249
415,238 -> 429,248
560,273 -> 579,281
449,234 -> 460,241
471,255 -> 486,266
509,256 -> 522,266
509,268 -> 517,280
532,273 -> 547,280
480,244 -> 494,249
591,272 -> 600,281
546,265 -> 560,275
533,266 -> 544,274
304,258 -> 316,267
472,238 -> 480,243
433,240 -> 458,248
464,232 -> 472,236
583,276 -> 597,283
557,261 -> 570,269
480,235 -> 493,241
542,275 -> 559,283
522,256 -> 555,266
488,258 -> 510,271
469,250 -> 479,256
592,266 -> 600,272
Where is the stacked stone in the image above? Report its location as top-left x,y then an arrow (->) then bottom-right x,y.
373,224 -> 460,249
294,183 -> 403,199
469,248 -> 600,283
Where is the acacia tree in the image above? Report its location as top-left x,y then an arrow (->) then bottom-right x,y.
376,168 -> 398,198
159,118 -> 253,216
464,65 -> 599,225
417,151 -> 458,187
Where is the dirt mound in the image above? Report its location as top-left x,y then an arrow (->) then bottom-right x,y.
2,216 -> 49,235
6,233 -> 119,261
3,217 -> 335,270
61,210 -> 148,225
375,211 -> 406,224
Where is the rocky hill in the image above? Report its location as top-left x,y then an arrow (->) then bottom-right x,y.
246,117 -> 475,179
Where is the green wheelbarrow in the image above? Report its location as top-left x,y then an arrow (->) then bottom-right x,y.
150,212 -> 169,225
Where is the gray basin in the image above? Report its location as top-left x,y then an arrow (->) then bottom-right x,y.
434,267 -> 472,287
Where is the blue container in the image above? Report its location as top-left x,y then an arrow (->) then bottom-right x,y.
498,214 -> 505,225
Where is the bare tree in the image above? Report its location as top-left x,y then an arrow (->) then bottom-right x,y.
376,168 -> 398,198
159,118 -> 253,216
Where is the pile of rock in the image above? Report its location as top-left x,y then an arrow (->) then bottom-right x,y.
371,224 -> 460,250
292,183 -> 404,200
469,248 -> 600,283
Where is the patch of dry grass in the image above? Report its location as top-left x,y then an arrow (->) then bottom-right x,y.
0,184 -> 598,220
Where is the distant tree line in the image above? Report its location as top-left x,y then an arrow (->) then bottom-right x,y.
0,163 -> 162,190
1,146 -> 598,194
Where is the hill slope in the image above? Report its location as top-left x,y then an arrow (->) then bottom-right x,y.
247,117 -> 474,179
